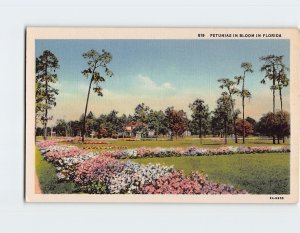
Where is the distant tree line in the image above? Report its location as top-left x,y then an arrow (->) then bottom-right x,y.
35,101 -> 290,144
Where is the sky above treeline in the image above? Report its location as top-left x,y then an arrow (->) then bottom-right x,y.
35,39 -> 290,126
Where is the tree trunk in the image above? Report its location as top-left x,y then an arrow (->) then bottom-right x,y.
273,88 -> 275,113
283,136 -> 285,143
82,77 -> 94,143
242,73 -> 245,144
233,118 -> 237,143
229,94 -> 238,144
43,71 -> 48,140
272,79 -> 276,145
199,119 -> 202,144
272,67 -> 276,113
43,118 -> 47,140
224,118 -> 227,144
277,136 -> 280,144
279,88 -> 283,111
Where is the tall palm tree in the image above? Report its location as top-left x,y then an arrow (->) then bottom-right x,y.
260,55 -> 287,144
260,55 -> 285,113
277,67 -> 289,111
235,62 -> 253,144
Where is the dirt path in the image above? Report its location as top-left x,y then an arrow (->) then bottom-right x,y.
35,174 -> 42,194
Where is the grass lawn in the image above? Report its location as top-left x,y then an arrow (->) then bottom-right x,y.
132,153 -> 290,194
64,136 -> 290,153
35,146 -> 77,194
37,136 -> 290,194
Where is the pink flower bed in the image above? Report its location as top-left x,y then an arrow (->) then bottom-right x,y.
143,172 -> 245,194
36,139 -> 249,194
82,146 -> 127,150
75,156 -> 125,186
99,145 -> 290,159
83,141 -> 110,144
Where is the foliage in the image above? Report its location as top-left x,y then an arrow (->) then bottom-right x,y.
274,111 -> 290,140
211,93 -> 233,143
257,112 -> 277,138
98,127 -> 108,138
165,107 -> 188,139
235,62 -> 253,143
257,111 -> 290,144
81,49 -> 113,142
35,50 -> 60,139
189,99 -> 210,142
260,55 -> 289,112
96,110 -> 123,137
235,62 -> 253,101
147,110 -> 168,137
235,119 -> 253,137
218,78 -> 240,143
133,103 -> 150,123
54,119 -> 68,136
246,117 -> 257,127
85,111 -> 97,136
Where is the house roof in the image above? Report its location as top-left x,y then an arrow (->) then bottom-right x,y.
125,121 -> 147,128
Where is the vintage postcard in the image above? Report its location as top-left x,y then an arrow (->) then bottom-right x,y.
26,28 -> 300,203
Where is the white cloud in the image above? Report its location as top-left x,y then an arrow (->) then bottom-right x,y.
161,82 -> 174,89
137,75 -> 175,91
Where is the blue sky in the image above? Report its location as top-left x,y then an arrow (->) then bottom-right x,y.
36,39 -> 290,125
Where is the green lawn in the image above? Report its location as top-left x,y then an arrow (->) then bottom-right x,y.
35,146 -> 77,194
64,136 -> 290,153
132,153 -> 290,194
37,136 -> 290,194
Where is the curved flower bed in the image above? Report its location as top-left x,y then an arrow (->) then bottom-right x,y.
83,141 -> 110,144
36,139 -> 247,194
82,146 -> 128,150
99,145 -> 290,159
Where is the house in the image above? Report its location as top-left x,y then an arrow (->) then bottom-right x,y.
123,121 -> 148,137
118,121 -> 191,139
183,130 -> 191,136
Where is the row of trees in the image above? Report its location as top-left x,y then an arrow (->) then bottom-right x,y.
35,49 -> 289,144
211,56 -> 289,144
187,56 -> 289,145
36,101 -> 289,144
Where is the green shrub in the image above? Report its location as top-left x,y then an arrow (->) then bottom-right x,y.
35,146 -> 77,194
